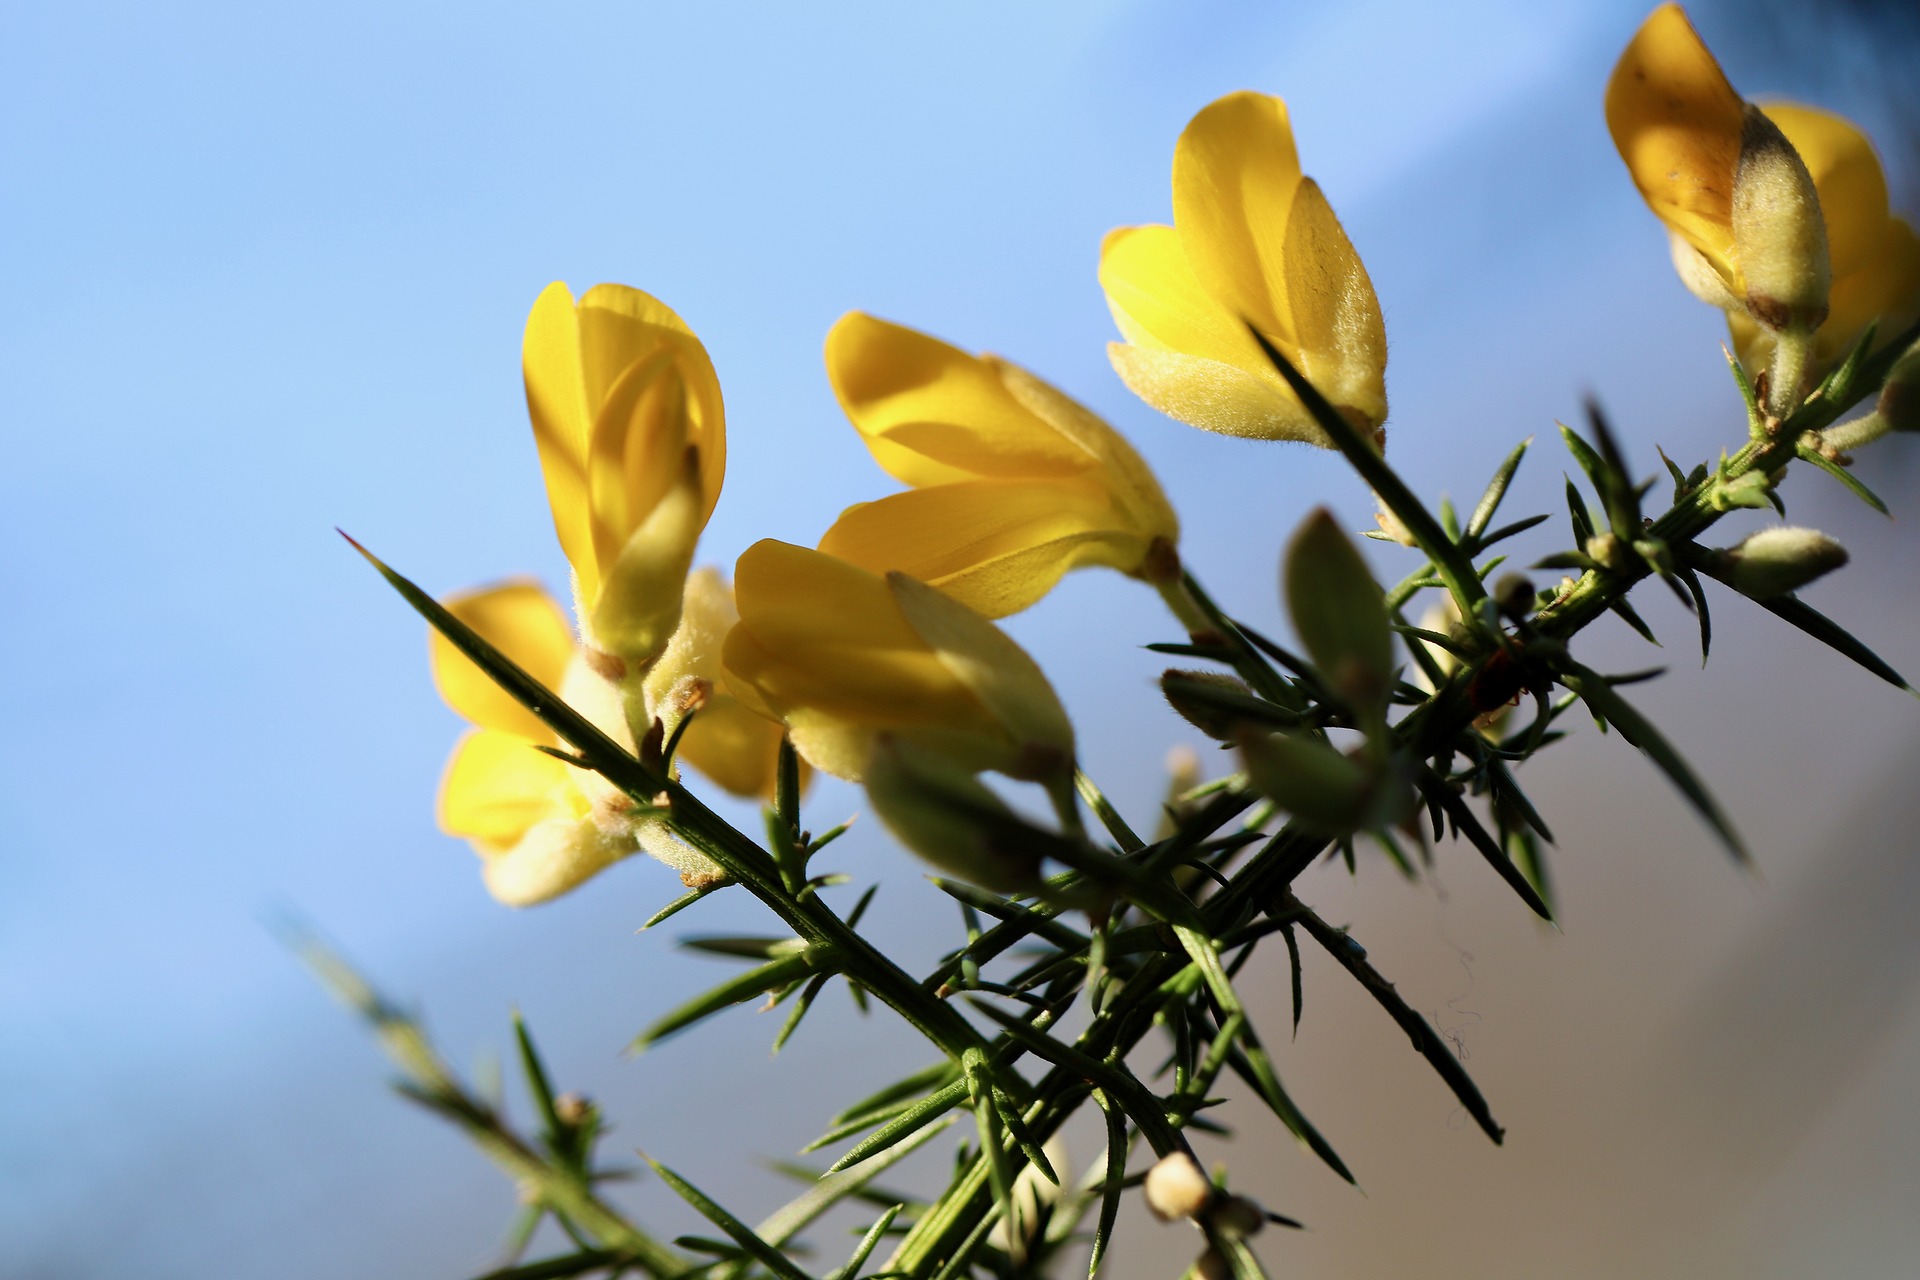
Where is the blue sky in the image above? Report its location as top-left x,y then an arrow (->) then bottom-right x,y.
7,2 -> 1920,1276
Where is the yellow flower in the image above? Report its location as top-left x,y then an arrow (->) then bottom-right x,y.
816,312 -> 1179,618
522,282 -> 726,670
1099,90 -> 1387,446
1606,5 -> 1856,346
429,579 -> 660,905
720,540 -> 1074,783
1726,105 -> 1920,374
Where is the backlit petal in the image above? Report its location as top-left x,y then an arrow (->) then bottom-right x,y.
1107,342 -> 1328,445
818,479 -> 1148,618
886,572 -> 1074,778
1171,91 -> 1304,338
825,313 -> 1094,485
523,283 -> 597,585
1100,225 -> 1269,371
676,696 -> 788,799
438,728 -> 575,848
1281,178 -> 1388,426
430,580 -> 575,739
988,356 -> 1179,544
1605,4 -> 1744,283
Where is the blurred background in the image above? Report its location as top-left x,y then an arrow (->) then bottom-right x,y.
6,1 -> 1920,1275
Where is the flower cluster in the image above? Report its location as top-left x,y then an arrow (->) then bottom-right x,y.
419,4 -> 1918,912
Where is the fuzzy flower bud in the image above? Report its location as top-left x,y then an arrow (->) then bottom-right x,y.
1718,526 -> 1848,598
1284,508 -> 1393,719
1235,728 -> 1374,837
862,737 -> 1044,893
1144,1152 -> 1215,1222
1731,104 -> 1831,335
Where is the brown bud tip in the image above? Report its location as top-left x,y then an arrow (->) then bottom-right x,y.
583,647 -> 629,681
1492,572 -> 1535,617
1207,1194 -> 1266,1239
554,1092 -> 593,1125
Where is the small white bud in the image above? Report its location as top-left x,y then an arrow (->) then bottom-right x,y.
1144,1152 -> 1215,1222
1720,526 -> 1848,598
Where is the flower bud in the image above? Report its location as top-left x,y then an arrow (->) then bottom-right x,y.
1161,670 -> 1259,740
1284,508 -> 1393,717
1235,728 -> 1374,837
1732,104 -> 1831,335
1144,1152 -> 1214,1222
1192,1251 -> 1230,1280
1718,526 -> 1848,598
861,737 -> 1045,893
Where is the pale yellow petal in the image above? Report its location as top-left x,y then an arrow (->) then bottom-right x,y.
430,580 -> 575,739
1281,178 -> 1388,428
1107,342 -> 1329,445
1759,103 -> 1889,279
724,540 -> 991,732
1171,90 -> 1305,338
1100,225 -> 1270,370
480,813 -> 637,906
1605,4 -> 1745,283
987,356 -> 1179,545
587,446 -> 705,665
438,728 -> 574,849
886,571 -> 1074,778
818,479 -> 1149,618
825,313 -> 1094,485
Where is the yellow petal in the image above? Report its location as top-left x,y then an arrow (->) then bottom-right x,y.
1107,342 -> 1328,444
1763,103 -> 1890,279
987,356 -> 1179,545
480,813 -> 636,906
587,352 -> 690,582
1100,225 -> 1269,369
522,283 -> 597,590
677,696 -> 789,798
725,541 -> 991,731
429,580 -> 575,739
818,479 -> 1148,618
886,572 -> 1074,780
1280,178 -> 1387,427
523,282 -> 724,602
438,728 -> 576,848
1824,217 -> 1920,360
1605,4 -> 1745,285
1171,90 -> 1305,339
586,436 -> 707,667
825,313 -> 1094,485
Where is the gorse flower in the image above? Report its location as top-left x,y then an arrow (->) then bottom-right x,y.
1607,6 -> 1830,337
1724,105 -> 1920,376
425,282 -> 800,903
721,539 -> 1074,784
522,282 -> 726,672
1100,90 -> 1387,446
816,313 -> 1180,618
429,579 -> 685,905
